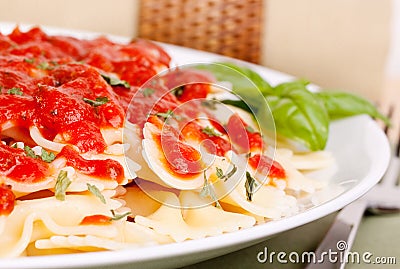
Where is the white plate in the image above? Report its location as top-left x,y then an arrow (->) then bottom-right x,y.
0,23 -> 391,269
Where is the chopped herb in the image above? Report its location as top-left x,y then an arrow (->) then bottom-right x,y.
55,170 -> 71,201
245,125 -> 255,133
11,143 -> 18,148
201,99 -> 218,110
24,58 -> 35,64
37,61 -> 54,70
110,210 -> 131,221
245,171 -> 257,201
7,87 -> 23,96
40,148 -> 55,163
173,86 -> 184,98
87,183 -> 106,204
154,109 -> 182,121
24,145 -> 37,159
101,74 -> 130,88
155,110 -> 174,119
142,87 -> 155,97
216,165 -> 237,182
201,126 -> 221,137
83,96 -> 109,107
216,167 -> 224,178
200,171 -> 221,208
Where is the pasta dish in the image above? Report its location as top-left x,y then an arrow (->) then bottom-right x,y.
0,27 -> 334,257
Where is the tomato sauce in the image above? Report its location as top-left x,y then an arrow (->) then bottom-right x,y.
0,94 -> 35,130
0,27 -> 172,192
153,131 -> 204,178
0,184 -> 16,216
248,154 -> 286,179
80,214 -> 112,225
226,114 -> 264,153
0,26 -> 284,216
181,121 -> 231,156
0,144 -> 50,183
57,146 -> 124,183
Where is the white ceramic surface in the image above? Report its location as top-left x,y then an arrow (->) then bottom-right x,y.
0,24 -> 391,269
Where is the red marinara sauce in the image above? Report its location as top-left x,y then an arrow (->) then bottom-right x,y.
0,27 -> 171,154
154,132 -> 204,179
248,154 -> 286,179
0,144 -> 50,183
226,114 -> 264,153
80,214 -> 112,225
0,184 -> 15,216
0,27 -> 177,188
180,121 -> 231,157
57,146 -> 125,183
147,116 -> 204,178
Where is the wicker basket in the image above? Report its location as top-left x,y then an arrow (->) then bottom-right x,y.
138,0 -> 263,63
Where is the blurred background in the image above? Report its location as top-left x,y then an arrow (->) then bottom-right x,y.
0,0 -> 398,104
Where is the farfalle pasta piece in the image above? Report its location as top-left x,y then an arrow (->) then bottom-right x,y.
35,235 -> 141,252
274,152 -> 319,194
123,122 -> 169,187
290,151 -> 334,171
34,221 -> 173,252
0,193 -> 122,257
216,180 -> 299,219
3,140 -> 140,195
134,191 -> 255,242
142,122 -> 205,190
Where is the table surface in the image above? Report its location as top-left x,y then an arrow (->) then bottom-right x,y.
181,212 -> 400,269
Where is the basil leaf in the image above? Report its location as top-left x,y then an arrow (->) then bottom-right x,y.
216,164 -> 237,182
87,183 -> 106,204
154,110 -> 182,121
216,167 -> 224,178
201,126 -> 221,137
41,148 -> 55,163
83,96 -> 109,107
110,210 -> 131,221
200,171 -> 221,208
101,74 -> 130,88
37,62 -> 52,70
267,81 -> 329,151
7,87 -> 23,96
201,99 -> 218,110
194,63 -> 275,140
316,91 -> 390,125
195,62 -> 387,151
24,58 -> 35,64
195,62 -> 273,96
245,172 -> 257,201
142,87 -> 155,97
24,145 -> 37,159
221,99 -> 251,112
55,170 -> 71,201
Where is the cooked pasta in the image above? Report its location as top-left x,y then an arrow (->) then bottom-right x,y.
0,26 -> 334,258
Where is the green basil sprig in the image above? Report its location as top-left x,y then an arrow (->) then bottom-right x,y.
266,80 -> 329,151
194,62 -> 389,151
316,91 -> 390,125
